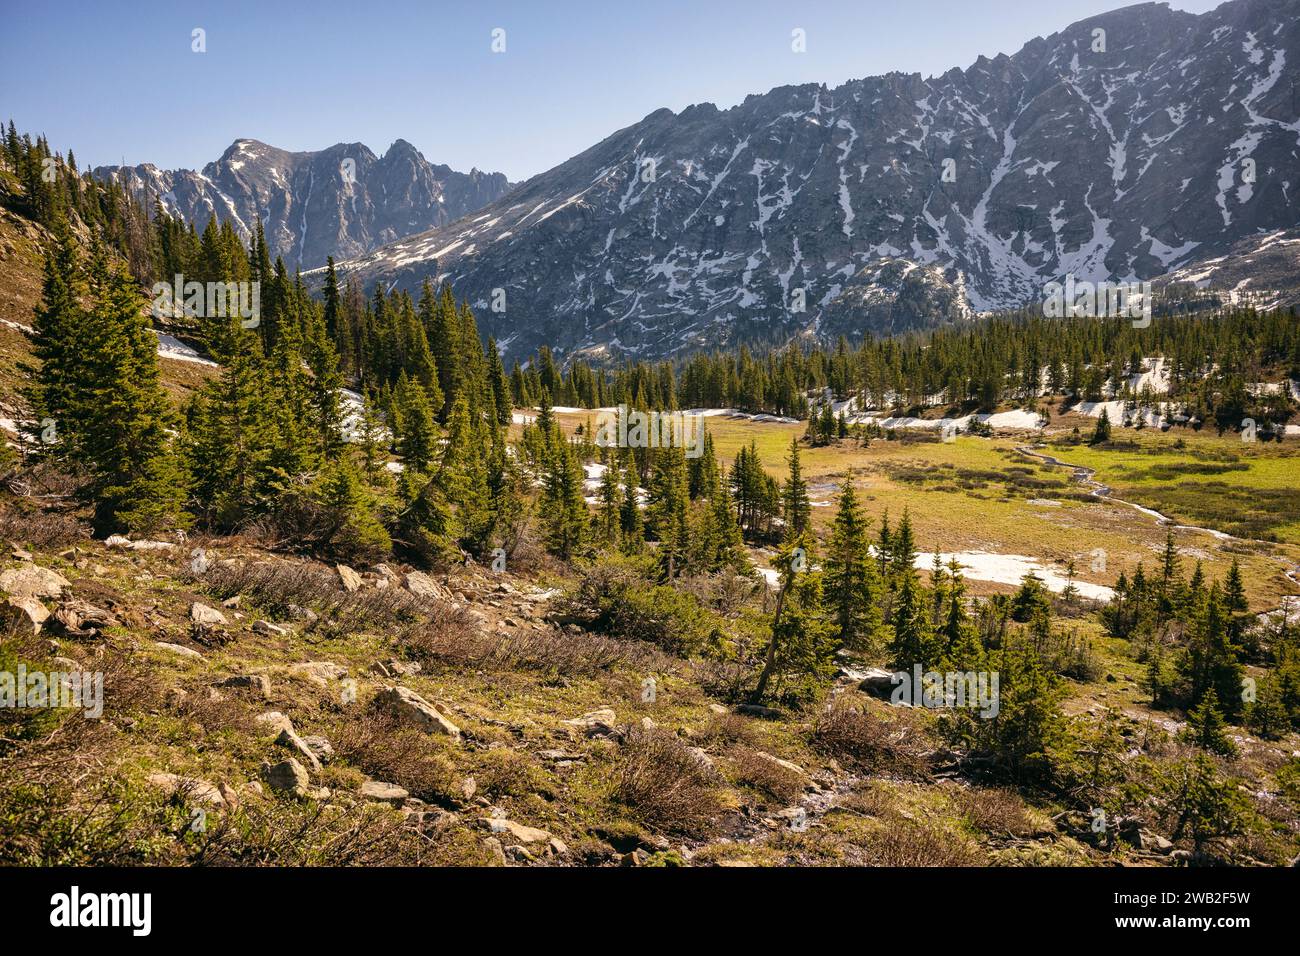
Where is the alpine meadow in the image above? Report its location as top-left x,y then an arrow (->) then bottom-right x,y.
0,0 -> 1298,933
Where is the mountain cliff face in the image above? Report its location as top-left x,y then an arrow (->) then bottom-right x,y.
95,139 -> 512,270
325,0 -> 1300,361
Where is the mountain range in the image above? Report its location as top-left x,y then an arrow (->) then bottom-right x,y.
95,139 -> 512,270
316,0 -> 1300,361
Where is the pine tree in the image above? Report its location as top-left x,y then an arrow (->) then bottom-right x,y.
313,455 -> 391,562
822,476 -> 882,653
888,567 -> 935,670
780,437 -> 810,540
486,336 -> 513,426
595,454 -> 622,547
752,534 -> 834,703
645,446 -> 690,578
24,212 -> 84,452
1179,689 -> 1238,757
542,439 -> 588,560
395,373 -> 438,472
76,250 -> 188,533
1090,407 -> 1112,444
437,395 -> 491,552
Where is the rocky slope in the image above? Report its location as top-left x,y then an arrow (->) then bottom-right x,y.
324,0 -> 1300,360
95,139 -> 512,270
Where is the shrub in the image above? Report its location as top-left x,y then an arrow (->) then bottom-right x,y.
612,726 -> 723,835
558,558 -> 724,656
810,704 -> 928,778
727,746 -> 804,803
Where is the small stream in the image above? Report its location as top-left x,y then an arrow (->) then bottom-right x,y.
1015,444 -> 1300,599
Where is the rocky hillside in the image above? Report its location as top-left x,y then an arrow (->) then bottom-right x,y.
324,0 -> 1300,360
4,527 -> 1289,868
95,139 -> 512,270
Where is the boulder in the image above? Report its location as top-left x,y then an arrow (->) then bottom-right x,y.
404,570 -> 451,601
262,758 -> 311,798
0,565 -> 70,601
300,734 -> 335,763
858,667 -> 899,696
562,707 -> 618,736
155,641 -> 204,661
359,780 -> 409,805
255,711 -> 295,735
274,727 -> 323,772
50,599 -> 117,639
289,661 -> 347,686
374,686 -> 461,738
3,595 -> 49,633
753,751 -> 809,778
147,772 -> 225,807
216,674 -> 270,697
189,603 -> 227,626
335,564 -> 363,592
479,816 -> 555,845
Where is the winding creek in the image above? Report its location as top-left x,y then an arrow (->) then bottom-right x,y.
1015,443 -> 1300,604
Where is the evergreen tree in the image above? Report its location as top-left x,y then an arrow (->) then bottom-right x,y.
542,439 -> 587,560
752,535 -> 834,703
780,437 -> 811,540
822,476 -> 882,653
76,250 -> 188,533
1179,689 -> 1238,757
1089,407 -> 1112,444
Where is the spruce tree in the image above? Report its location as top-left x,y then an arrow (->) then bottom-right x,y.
822,476 -> 882,653
542,439 -> 588,560
780,437 -> 811,539
77,250 -> 188,533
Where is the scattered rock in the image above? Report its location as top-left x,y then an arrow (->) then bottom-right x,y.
262,758 -> 311,798
753,751 -> 809,777
255,710 -> 295,735
189,602 -> 227,626
563,707 -> 618,736
251,619 -> 287,636
687,747 -> 715,770
359,780 -> 409,805
216,674 -> 270,697
479,817 -> 555,845
155,641 -> 204,661
482,837 -> 507,865
289,661 -> 347,686
50,599 -> 117,639
275,727 -> 323,772
858,667 -> 898,696
374,685 -> 461,738
147,772 -> 225,806
3,595 -> 49,633
335,564 -> 363,592
0,565 -> 70,601
300,734 -> 334,763
404,570 -> 451,601
286,604 -> 318,624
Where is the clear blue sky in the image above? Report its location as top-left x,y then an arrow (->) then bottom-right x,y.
1,0 -> 1222,182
